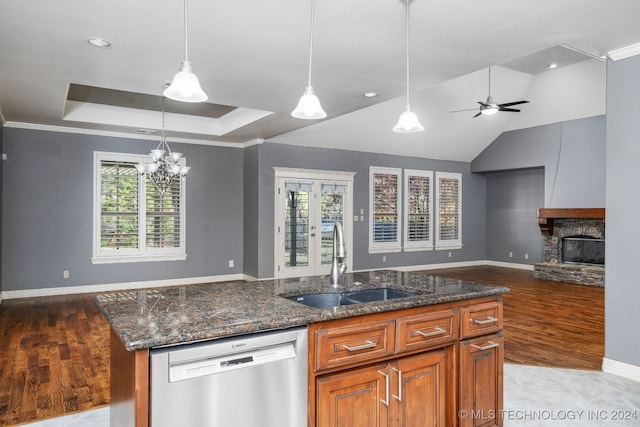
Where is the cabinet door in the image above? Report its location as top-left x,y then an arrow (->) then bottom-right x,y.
317,364 -> 389,427
459,333 -> 504,427
391,350 -> 447,427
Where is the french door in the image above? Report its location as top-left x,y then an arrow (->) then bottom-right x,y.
275,168 -> 354,279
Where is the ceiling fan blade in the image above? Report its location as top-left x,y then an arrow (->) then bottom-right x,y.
449,108 -> 478,113
498,107 -> 521,112
497,100 -> 529,108
477,101 -> 490,107
473,111 -> 482,118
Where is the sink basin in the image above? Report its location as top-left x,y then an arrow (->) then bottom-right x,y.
284,287 -> 418,309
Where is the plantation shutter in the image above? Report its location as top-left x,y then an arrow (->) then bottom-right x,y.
369,167 -> 402,252
146,178 -> 181,248
99,160 -> 139,251
404,170 -> 433,250
436,172 -> 462,248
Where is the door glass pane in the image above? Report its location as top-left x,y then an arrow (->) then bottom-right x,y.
320,186 -> 345,266
284,188 -> 310,268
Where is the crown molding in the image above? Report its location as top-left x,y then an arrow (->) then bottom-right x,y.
607,43 -> 640,61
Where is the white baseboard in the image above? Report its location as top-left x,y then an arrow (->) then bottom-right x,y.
1,273 -> 252,300
484,260 -> 535,271
602,358 -> 640,382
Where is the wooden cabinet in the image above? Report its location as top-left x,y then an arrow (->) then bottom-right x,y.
310,298 -> 504,427
459,301 -> 504,427
316,350 -> 448,427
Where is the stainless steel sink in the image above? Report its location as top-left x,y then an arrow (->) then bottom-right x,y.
284,287 -> 418,309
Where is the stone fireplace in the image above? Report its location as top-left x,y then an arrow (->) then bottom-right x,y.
533,208 -> 605,286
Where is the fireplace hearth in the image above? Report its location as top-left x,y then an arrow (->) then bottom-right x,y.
534,208 -> 605,286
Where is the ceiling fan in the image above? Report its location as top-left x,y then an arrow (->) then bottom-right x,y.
450,67 -> 529,118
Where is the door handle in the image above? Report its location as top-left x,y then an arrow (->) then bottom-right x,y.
378,370 -> 390,407
471,316 -> 498,325
471,341 -> 500,351
392,367 -> 402,402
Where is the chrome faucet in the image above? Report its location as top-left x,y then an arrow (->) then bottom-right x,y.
330,222 -> 347,286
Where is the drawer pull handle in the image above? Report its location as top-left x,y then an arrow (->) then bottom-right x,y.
413,327 -> 446,338
471,316 -> 498,325
341,340 -> 377,352
471,341 -> 500,351
378,370 -> 390,407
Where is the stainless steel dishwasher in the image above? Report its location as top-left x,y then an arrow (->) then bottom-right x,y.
150,327 -> 308,427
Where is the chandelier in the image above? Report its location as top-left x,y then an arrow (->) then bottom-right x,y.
135,98 -> 190,193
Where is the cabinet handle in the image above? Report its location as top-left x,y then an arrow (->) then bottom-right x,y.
412,326 -> 446,338
392,367 -> 402,402
378,370 -> 390,407
341,340 -> 377,352
471,316 -> 498,325
471,341 -> 500,351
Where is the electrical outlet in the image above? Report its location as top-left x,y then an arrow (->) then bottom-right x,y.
353,215 -> 359,222
228,260 -> 234,268
360,208 -> 364,215
382,255 -> 387,263
63,270 -> 69,279
509,251 -> 513,258
524,253 -> 529,260
448,252 -> 452,258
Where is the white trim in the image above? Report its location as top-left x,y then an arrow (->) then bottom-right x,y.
484,260 -> 534,271
91,254 -> 188,264
0,274 -> 252,300
3,121 -> 254,148
392,259 -> 534,272
273,167 -> 357,181
607,43 -> 640,61
602,358 -> 640,382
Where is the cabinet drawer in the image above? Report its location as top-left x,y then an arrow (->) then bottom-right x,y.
315,320 -> 395,371
396,309 -> 458,353
460,301 -> 503,339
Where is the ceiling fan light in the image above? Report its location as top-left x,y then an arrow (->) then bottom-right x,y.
393,105 -> 424,133
291,85 -> 327,119
164,60 -> 208,103
481,106 -> 499,116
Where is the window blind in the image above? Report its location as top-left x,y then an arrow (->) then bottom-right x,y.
373,172 -> 399,242
146,178 -> 181,248
407,174 -> 431,242
100,161 -> 139,250
436,172 -> 462,248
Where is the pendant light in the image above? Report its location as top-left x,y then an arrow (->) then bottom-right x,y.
291,0 -> 326,119
164,0 -> 208,103
393,0 -> 424,132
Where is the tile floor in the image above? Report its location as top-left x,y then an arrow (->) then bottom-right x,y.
21,365 -> 640,427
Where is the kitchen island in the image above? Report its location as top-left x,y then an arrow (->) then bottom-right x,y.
97,270 -> 509,427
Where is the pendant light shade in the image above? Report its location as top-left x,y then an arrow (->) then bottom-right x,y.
292,85 -> 326,119
292,0 -> 326,119
164,0 -> 208,103
393,0 -> 423,133
393,105 -> 424,132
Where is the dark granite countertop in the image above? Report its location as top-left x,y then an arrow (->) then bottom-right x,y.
96,270 -> 509,351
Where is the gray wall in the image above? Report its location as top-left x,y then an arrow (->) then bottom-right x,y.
485,168 -> 544,264
243,144 -> 260,278
250,142 -> 487,278
2,127 -> 244,291
472,115 -> 606,208
605,55 -> 640,367
0,123 -> 3,296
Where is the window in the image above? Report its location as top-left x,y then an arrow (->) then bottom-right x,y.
404,169 -> 433,251
435,172 -> 462,249
92,152 -> 186,264
369,167 -> 402,253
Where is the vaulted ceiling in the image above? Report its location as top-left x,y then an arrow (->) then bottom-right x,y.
1,0 -> 639,161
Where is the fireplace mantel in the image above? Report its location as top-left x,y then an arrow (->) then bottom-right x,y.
537,208 -> 605,236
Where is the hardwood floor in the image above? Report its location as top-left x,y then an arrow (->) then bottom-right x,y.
0,294 -> 110,426
424,266 -> 605,370
0,266 -> 605,425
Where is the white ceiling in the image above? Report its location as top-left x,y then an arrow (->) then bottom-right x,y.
1,0 -> 639,161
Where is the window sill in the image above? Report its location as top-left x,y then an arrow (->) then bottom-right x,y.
369,247 -> 402,254
435,244 -> 463,251
91,253 -> 187,264
403,246 -> 434,252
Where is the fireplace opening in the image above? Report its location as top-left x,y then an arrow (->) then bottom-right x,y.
561,236 -> 605,266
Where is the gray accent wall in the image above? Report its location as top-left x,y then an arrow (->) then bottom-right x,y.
605,55 -> 640,367
0,123 -> 3,296
485,168 -> 544,264
2,127 -> 244,292
472,115 -> 606,208
249,142 -> 487,278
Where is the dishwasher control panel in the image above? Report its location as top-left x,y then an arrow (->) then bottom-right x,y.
169,342 -> 296,382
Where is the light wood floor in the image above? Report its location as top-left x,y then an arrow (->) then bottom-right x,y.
0,266 -> 604,425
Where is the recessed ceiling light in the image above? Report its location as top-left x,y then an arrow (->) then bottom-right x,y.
87,37 -> 112,49
362,91 -> 378,98
548,63 -> 558,69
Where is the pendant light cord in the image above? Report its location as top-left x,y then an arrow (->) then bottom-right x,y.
405,0 -> 411,106
183,0 -> 189,62
306,0 -> 316,87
